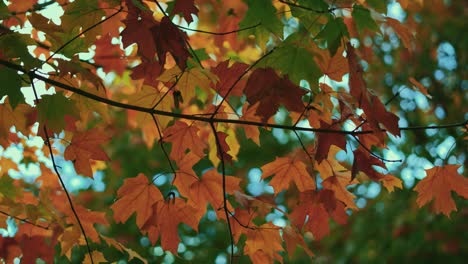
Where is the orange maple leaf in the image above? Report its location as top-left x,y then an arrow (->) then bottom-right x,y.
143,198 -> 198,254
414,165 -> 468,217
261,157 -> 315,194
111,173 -> 163,228
290,190 -> 347,241
315,46 -> 348,81
244,223 -> 283,263
189,169 -> 241,219
163,120 -> 207,160
64,128 -> 110,177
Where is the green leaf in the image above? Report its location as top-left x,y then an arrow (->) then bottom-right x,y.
0,67 -> 24,109
315,17 -> 348,55
0,176 -> 17,199
238,0 -> 283,48
0,1 -> 10,19
264,36 -> 321,86
366,0 -> 387,13
0,33 -> 41,68
352,5 -> 380,34
37,92 -> 79,132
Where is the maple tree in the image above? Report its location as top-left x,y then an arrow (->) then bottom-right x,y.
0,0 -> 467,263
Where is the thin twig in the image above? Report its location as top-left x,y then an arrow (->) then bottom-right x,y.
28,73 -> 94,264
177,23 -> 261,35
151,114 -> 178,193
0,210 -> 49,230
209,122 -> 234,263
352,135 -> 402,163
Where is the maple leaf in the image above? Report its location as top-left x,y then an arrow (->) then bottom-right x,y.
0,66 -> 24,109
126,85 -> 172,147
244,222 -> 283,263
215,131 -> 233,163
414,165 -> 468,217
240,103 -> 261,145
386,17 -> 415,51
261,157 -> 315,194
322,176 -> 357,210
380,174 -> 403,193
238,0 -> 283,48
173,152 -> 201,198
0,101 -> 32,140
143,198 -> 198,253
290,190 -> 347,240
170,0 -> 199,24
283,225 -> 314,258
315,46 -> 349,82
351,147 -> 387,181
211,60 -> 249,97
151,16 -> 191,70
0,237 -> 21,264
158,65 -> 216,106
111,173 -> 163,228
130,59 -> 163,87
189,169 -> 241,219
315,121 -> 347,163
73,205 -> 108,243
64,128 -> 110,177
94,34 -> 126,75
347,43 -> 400,137
18,235 -> 54,264
37,92 -> 79,134
244,68 -> 306,122
265,35 -> 321,85
101,235 -> 148,264
121,0 -> 158,59
163,120 -> 207,160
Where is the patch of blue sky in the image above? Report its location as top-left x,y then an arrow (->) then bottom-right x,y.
436,136 -> 455,159
387,1 -> 406,22
365,182 -> 381,198
247,167 -> 274,196
152,173 -> 169,186
437,42 -> 457,71
0,217 -> 17,237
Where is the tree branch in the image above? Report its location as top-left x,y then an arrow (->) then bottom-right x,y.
1,60 -> 466,137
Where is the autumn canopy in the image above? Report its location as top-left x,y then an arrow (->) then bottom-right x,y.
0,0 -> 467,263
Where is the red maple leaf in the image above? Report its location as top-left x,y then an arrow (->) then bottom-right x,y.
121,0 -> 158,59
211,60 -> 249,97
151,16 -> 191,70
351,147 -> 387,181
130,58 -> 163,87
315,121 -> 347,162
244,68 -> 306,122
94,34 -> 126,75
170,0 -> 199,24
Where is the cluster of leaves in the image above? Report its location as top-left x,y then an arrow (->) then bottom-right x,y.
0,0 -> 466,263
